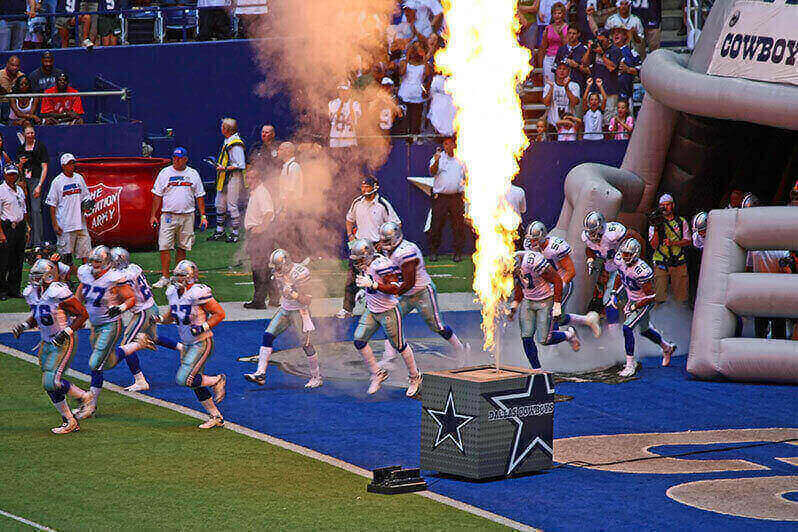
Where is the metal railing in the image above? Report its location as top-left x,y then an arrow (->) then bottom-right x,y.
1,82 -> 132,122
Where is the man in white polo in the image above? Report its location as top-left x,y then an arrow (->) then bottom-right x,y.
428,136 -> 467,262
149,147 -> 208,288
45,153 -> 92,280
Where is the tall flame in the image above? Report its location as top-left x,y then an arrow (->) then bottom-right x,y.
436,0 -> 532,352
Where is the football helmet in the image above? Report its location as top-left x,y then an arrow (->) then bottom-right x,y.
110,247 -> 131,269
741,193 -> 759,208
173,260 -> 199,289
619,238 -> 641,265
692,212 -> 707,235
523,221 -> 547,250
378,222 -> 403,253
88,245 -> 112,277
583,211 -> 606,242
349,239 -> 376,271
29,259 -> 58,288
269,249 -> 291,275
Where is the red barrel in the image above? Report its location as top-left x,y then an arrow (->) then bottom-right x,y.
75,157 -> 170,250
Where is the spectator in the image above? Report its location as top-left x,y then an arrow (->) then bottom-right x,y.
427,73 -> 455,137
554,26 -> 590,98
631,0 -> 661,57
582,77 -> 607,139
41,72 -> 84,125
0,165 -> 28,300
542,62 -> 580,127
55,0 -> 80,47
532,0 -> 560,49
396,41 -> 432,136
79,0 -> 99,46
428,137 -> 467,262
401,0 -> 444,43
538,3 -> 568,84
197,0 -> 232,41
583,28 -> 622,126
608,99 -> 634,139
557,114 -> 582,141
337,176 -> 400,318
387,4 -> 416,60
26,0 -> 48,48
605,0 -> 645,56
28,51 -> 65,93
209,117 -> 245,243
610,25 -> 642,104
45,153 -> 92,278
149,147 -> 207,288
329,83 -> 362,148
0,2 -> 28,51
16,125 -> 49,247
9,75 -> 42,127
648,193 -> 691,305
0,55 -> 23,93
723,187 -> 746,209
532,118 -> 548,142
518,0 -> 539,51
242,166 -> 277,310
98,0 -> 124,46
368,77 -> 403,136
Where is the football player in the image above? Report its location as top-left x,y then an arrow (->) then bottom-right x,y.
74,246 -> 155,420
607,238 -> 676,376
12,259 -> 93,434
110,247 -> 161,392
582,211 -> 628,312
244,249 -> 322,388
524,221 -> 601,338
161,260 -> 227,429
28,242 -> 71,283
377,222 -> 467,360
350,239 -> 422,397
508,249 -> 581,370
691,212 -> 707,251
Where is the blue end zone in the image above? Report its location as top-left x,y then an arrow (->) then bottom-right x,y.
3,311 -> 796,530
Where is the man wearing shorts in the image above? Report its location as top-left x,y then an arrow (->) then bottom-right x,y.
45,153 -> 92,281
149,147 -> 208,288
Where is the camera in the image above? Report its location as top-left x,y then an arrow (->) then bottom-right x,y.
646,207 -> 666,229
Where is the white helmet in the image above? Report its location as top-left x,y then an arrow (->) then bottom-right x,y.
29,259 -> 58,288
349,239 -> 376,271
378,222 -> 403,254
110,247 -> 130,269
583,211 -> 606,242
692,212 -> 707,234
269,249 -> 291,275
619,238 -> 641,265
89,245 -> 112,276
172,260 -> 199,289
523,221 -> 547,250
741,193 -> 760,208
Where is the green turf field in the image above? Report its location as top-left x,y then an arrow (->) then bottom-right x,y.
0,237 -> 475,314
0,353 -> 504,531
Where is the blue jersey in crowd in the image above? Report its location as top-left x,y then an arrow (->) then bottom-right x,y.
631,0 -> 662,28
588,45 -> 623,96
617,44 -> 642,100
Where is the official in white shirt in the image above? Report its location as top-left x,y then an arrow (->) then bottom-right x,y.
428,136 -> 467,262
45,153 -> 92,274
336,177 -> 401,318
149,146 -> 207,288
0,165 -> 28,299
243,167 -> 278,310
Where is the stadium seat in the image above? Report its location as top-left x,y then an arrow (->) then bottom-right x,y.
162,7 -> 199,42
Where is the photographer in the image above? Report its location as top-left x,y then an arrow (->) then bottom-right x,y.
582,29 -> 622,126
647,193 -> 691,305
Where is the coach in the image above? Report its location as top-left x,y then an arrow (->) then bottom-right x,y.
149,147 -> 207,289
0,165 -> 28,300
428,136 -> 466,262
210,117 -> 246,243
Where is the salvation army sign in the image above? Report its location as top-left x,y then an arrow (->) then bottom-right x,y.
86,183 -> 122,237
708,1 -> 798,86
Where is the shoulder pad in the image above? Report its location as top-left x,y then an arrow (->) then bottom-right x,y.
46,282 -> 73,301
77,264 -> 92,282
192,284 -> 214,303
23,285 -> 34,298
291,264 -> 311,283
129,264 -> 143,277
165,284 -> 177,298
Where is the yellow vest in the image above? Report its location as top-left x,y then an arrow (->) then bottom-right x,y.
216,134 -> 246,191
652,216 -> 687,265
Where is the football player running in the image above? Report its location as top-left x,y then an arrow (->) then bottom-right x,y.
12,259 -> 93,434
582,211 -> 628,312
607,238 -> 676,377
509,249 -> 581,370
161,260 -> 227,429
350,239 -> 422,397
377,222 -> 467,359
244,249 -> 322,389
29,242 -> 71,283
524,221 -> 601,338
110,247 -> 161,392
74,246 -> 155,420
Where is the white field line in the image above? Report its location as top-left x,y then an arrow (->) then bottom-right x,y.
1,343 -> 536,532
0,509 -> 56,531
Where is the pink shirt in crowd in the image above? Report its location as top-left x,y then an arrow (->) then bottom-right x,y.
545,24 -> 568,56
609,115 -> 634,140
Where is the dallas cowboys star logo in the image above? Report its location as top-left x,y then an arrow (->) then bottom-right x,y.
424,388 -> 475,454
482,373 -> 555,475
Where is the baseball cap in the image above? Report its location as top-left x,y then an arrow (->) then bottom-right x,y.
60,153 -> 76,165
173,146 -> 188,158
381,77 -> 395,85
4,164 -> 18,174
361,176 -> 379,188
658,193 -> 674,205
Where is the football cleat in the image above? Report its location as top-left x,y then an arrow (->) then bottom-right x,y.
198,416 -> 224,429
367,369 -> 389,395
406,374 -> 423,397
207,231 -> 226,242
74,401 -> 96,420
244,372 -> 266,386
211,374 -> 226,404
125,380 -> 150,392
304,376 -> 323,389
225,233 -> 239,243
662,342 -> 676,366
618,363 -> 637,378
566,326 -> 581,351
586,311 -> 602,338
51,418 -> 80,435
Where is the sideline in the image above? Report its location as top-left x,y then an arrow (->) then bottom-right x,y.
0,509 -> 56,532
1,343 -> 536,532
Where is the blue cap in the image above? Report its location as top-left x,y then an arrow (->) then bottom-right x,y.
172,147 -> 188,157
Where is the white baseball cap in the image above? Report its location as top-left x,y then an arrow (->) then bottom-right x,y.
60,153 -> 76,165
381,77 -> 395,85
616,0 -> 631,5
658,193 -> 674,205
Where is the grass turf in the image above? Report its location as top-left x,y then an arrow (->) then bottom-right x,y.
0,237 -> 475,313
0,353 -> 504,531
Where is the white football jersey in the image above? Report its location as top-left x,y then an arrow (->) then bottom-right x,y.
518,250 -> 554,301
274,262 -> 312,312
613,256 -> 654,302
364,255 -> 401,313
23,282 -> 72,342
77,265 -> 126,325
166,283 -> 214,345
389,239 -> 431,295
119,263 -> 156,313
581,221 -> 627,271
540,236 -> 572,281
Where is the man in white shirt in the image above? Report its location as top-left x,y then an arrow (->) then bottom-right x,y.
45,153 -> 92,278
210,117 -> 246,243
428,136 -> 467,262
505,179 -> 527,249
542,62 -> 581,127
402,0 -> 444,39
336,177 -> 401,318
243,167 -> 277,310
605,0 -> 645,55
0,165 -> 28,300
148,147 -> 207,288
329,84 -> 362,148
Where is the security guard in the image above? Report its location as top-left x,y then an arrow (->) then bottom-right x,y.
210,117 -> 246,243
0,165 -> 29,300
647,193 -> 691,304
